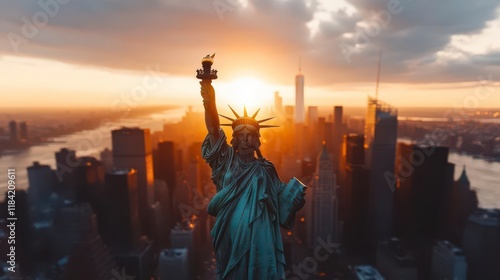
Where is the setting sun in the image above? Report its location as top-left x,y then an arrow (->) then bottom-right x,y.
217,77 -> 274,113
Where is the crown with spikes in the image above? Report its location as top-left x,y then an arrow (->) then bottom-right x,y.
219,105 -> 278,132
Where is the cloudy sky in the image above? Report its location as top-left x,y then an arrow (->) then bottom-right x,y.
0,0 -> 499,110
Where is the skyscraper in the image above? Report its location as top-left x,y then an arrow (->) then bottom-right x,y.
0,190 -> 34,275
55,148 -> 78,200
55,148 -> 78,171
27,161 -> 54,204
62,232 -> 118,280
344,134 -> 365,166
112,127 -> 154,234
154,179 -> 172,232
274,91 -> 283,116
171,219 -> 202,269
446,167 -> 478,244
188,142 -> 203,194
431,240 -> 467,280
103,169 -> 141,252
156,141 -> 177,187
364,97 -> 398,242
307,106 -> 318,126
376,238 -> 418,280
332,106 -> 344,170
74,157 -> 107,240
461,208 -> 500,279
50,202 -> 95,260
345,164 -> 370,251
159,249 -> 189,280
114,241 -> 154,280
8,120 -> 17,143
338,134 -> 369,250
324,121 -> 334,158
74,156 -> 105,203
150,201 -> 168,250
19,121 -> 28,142
295,63 -> 305,123
307,106 -> 320,157
394,143 -> 452,240
313,145 -> 338,245
99,147 -> 113,172
281,105 -> 296,159
285,105 -> 295,122
173,180 -> 193,224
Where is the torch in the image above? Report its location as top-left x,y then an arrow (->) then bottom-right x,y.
196,53 -> 218,82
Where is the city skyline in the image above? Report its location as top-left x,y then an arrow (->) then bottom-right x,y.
1,96 -> 499,279
0,0 -> 499,108
1,0 -> 500,279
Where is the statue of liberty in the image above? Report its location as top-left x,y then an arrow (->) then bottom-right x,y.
197,54 -> 306,280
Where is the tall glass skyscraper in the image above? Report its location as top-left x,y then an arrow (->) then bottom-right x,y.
364,97 -> 398,242
295,65 -> 305,123
313,145 -> 338,245
112,127 -> 154,235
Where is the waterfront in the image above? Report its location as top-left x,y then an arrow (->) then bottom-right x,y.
448,152 -> 500,209
0,108 -> 185,201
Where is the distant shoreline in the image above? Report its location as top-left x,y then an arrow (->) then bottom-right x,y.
0,105 -> 179,156
0,105 -> 180,112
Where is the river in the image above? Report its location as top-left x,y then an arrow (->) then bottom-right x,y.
0,108 -> 186,201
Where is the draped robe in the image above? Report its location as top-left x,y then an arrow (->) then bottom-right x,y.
202,130 -> 294,280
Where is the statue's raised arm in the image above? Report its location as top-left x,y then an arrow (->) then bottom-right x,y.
200,80 -> 220,145
197,53 -> 220,146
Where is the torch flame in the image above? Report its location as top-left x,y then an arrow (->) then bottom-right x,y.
202,53 -> 216,64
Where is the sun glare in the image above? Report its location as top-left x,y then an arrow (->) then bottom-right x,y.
218,77 -> 274,114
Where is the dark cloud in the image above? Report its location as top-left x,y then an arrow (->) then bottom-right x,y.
308,0 -> 500,84
0,0 -> 499,85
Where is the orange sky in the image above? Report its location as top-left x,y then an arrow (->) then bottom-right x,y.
0,0 -> 499,109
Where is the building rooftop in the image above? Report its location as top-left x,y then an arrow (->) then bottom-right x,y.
172,217 -> 198,231
435,240 -> 465,256
352,265 -> 384,280
33,221 -> 53,229
28,161 -> 50,169
109,168 -> 135,175
119,127 -> 141,130
113,127 -> 147,133
160,248 -> 188,259
368,96 -> 398,116
319,144 -> 330,161
469,208 -> 500,227
378,238 -> 416,266
457,166 -> 470,187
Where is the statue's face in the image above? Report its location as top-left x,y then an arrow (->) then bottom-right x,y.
232,125 -> 260,156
